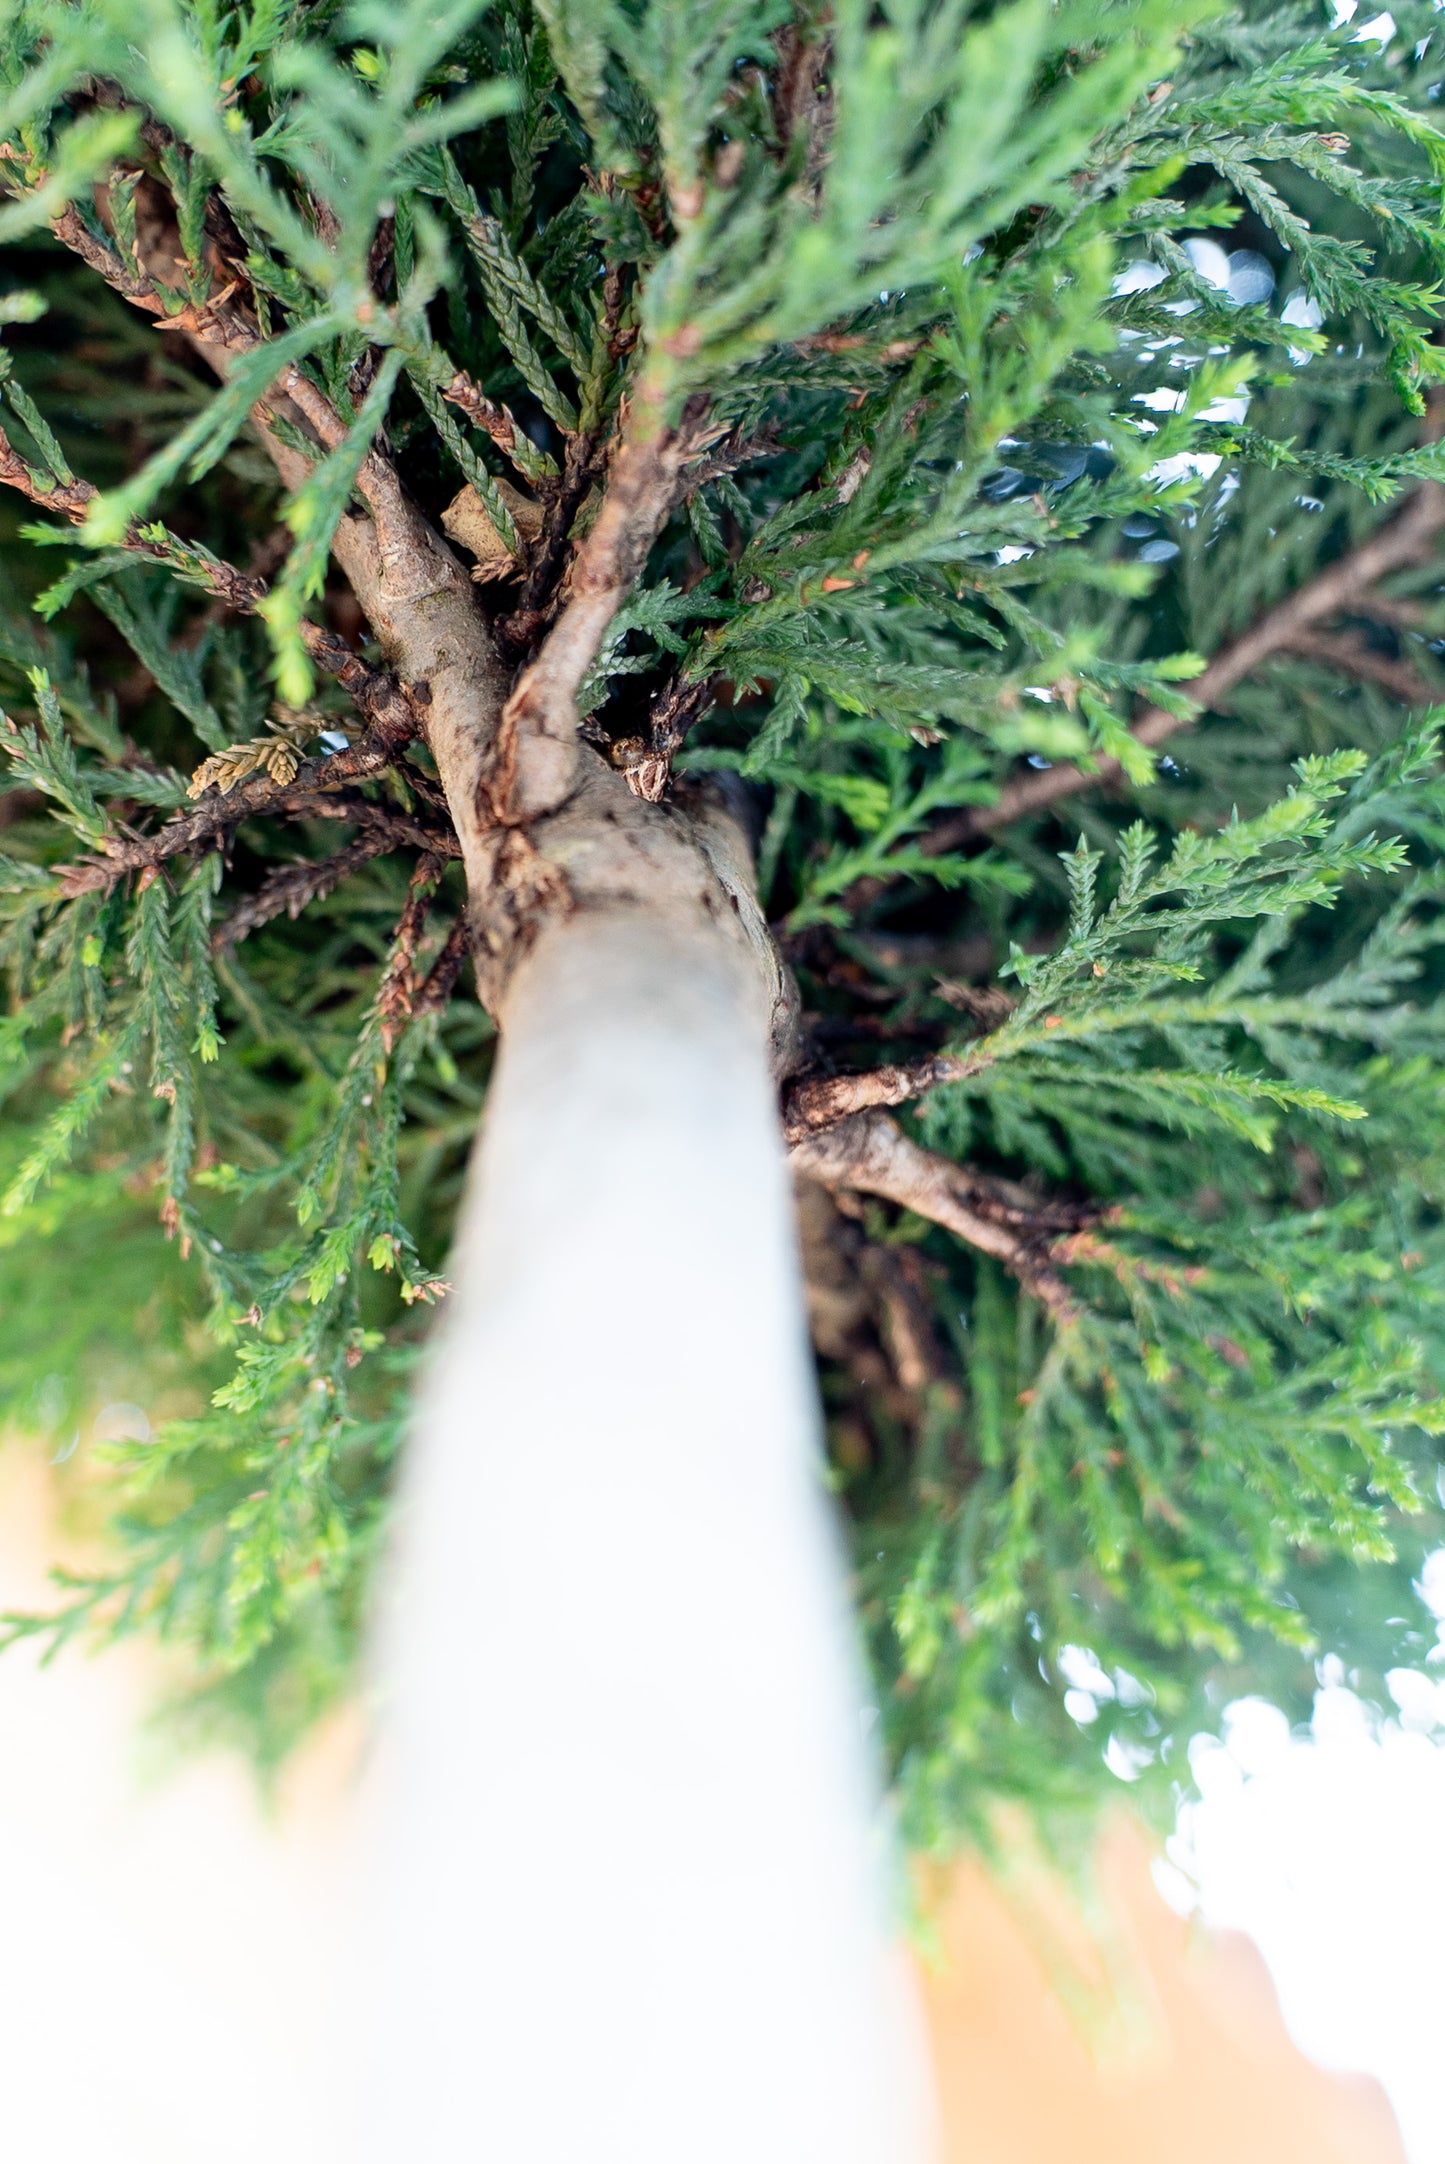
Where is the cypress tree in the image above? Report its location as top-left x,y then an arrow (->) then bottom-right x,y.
4,0 -> 1445,2138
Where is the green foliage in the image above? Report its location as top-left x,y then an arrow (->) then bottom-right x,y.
2,0 -> 1445,1838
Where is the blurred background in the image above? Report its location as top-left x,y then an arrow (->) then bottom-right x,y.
1,1435 -> 1438,2164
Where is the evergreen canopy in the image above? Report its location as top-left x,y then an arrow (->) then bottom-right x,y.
3,0 -> 1445,1841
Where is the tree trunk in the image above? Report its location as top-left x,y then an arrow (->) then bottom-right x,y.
351,876 -> 935,2161
193,355 -> 936,2153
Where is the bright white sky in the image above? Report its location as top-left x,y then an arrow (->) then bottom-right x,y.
1164,1551 -> 1445,2164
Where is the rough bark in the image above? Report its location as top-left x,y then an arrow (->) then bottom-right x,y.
791,1108 -> 1085,1318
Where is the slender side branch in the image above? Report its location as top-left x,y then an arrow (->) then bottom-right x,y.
57,724 -> 427,893
409,911 -> 470,1022
277,788 -> 457,853
1278,626 -> 1437,706
213,827 -> 399,949
51,202 -> 404,530
790,1107 -> 1085,1317
51,204 -> 163,312
0,419 -> 420,743
0,427 -> 97,520
48,195 -> 511,928
921,478 -> 1445,853
443,369 -> 557,494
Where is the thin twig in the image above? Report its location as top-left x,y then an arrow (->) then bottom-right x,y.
1279,625 -> 1437,706
409,911 -> 470,1021
442,369 -> 556,493
377,854 -> 445,1048
0,419 -> 422,746
0,429 -> 99,521
50,200 -> 408,528
276,788 -> 458,855
920,479 -> 1445,855
56,726 -> 430,894
213,827 -> 398,949
500,418 -> 610,649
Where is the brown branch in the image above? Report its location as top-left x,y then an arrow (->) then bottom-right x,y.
0,411 -> 261,600
860,1239 -> 949,1397
48,186 -> 484,657
51,197 -> 407,528
265,356 -> 410,527
376,854 -> 445,1049
276,787 -> 458,856
501,419 -> 611,648
442,370 -> 556,494
55,724 -> 428,894
783,1046 -> 990,1142
770,21 -> 831,188
0,428 -> 99,520
0,419 -> 423,749
502,397 -> 681,655
487,392 -> 719,823
410,911 -> 470,1021
1278,626 -> 1438,706
790,1108 -> 1085,1319
50,204 -> 163,313
4,397 -> 432,889
212,827 -> 398,950
40,162 -> 784,1024
46,170 -> 520,990
920,479 -> 1445,855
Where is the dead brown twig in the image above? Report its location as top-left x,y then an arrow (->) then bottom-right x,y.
55,722 -> 435,895
376,854 -> 446,1049
409,912 -> 471,1023
212,828 -> 399,950
605,671 -> 719,803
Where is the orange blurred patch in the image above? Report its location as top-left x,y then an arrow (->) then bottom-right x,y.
916,1817 -> 1406,2164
